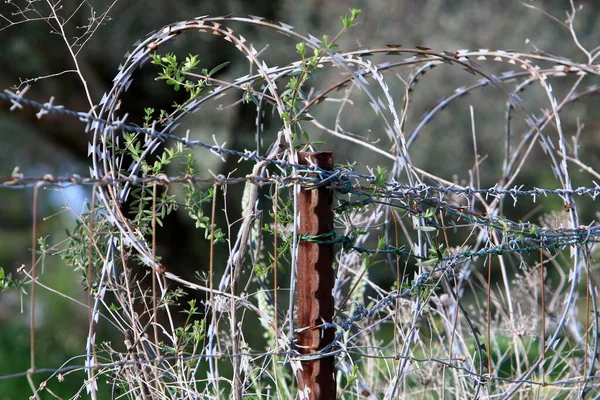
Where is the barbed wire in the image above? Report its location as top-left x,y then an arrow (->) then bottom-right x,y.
3,89 -> 600,200
4,169 -> 599,252
2,10 -> 600,396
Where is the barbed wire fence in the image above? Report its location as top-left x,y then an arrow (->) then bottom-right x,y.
1,4 -> 600,399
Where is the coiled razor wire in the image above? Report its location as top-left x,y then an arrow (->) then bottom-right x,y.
2,14 -> 600,398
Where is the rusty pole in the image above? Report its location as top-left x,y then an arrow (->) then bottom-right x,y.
296,152 -> 336,400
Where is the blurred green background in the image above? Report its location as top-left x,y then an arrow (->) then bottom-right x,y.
0,0 -> 599,398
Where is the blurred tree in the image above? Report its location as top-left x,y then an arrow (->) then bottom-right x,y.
0,0 -> 598,397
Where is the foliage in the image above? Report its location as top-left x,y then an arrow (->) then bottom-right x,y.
1,2 -> 600,399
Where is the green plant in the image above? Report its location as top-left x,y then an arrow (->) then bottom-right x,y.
3,3 -> 600,399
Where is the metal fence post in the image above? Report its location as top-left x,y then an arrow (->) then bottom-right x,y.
296,151 -> 336,400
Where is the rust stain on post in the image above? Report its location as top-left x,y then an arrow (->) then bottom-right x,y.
296,152 -> 335,400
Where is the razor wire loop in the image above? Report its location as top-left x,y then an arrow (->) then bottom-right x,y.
2,15 -> 600,395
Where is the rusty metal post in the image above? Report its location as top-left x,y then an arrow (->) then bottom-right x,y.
296,152 -> 336,400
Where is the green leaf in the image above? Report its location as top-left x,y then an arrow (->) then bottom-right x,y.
183,54 -> 200,72
373,166 -> 387,188
296,42 -> 306,58
208,61 -> 231,77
